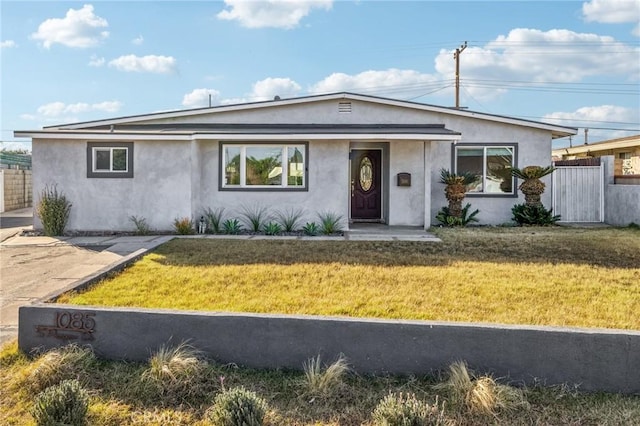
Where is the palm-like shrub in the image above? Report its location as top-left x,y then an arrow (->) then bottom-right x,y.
439,169 -> 478,219
510,165 -> 555,207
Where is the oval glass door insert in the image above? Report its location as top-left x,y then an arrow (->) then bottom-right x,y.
359,156 -> 373,192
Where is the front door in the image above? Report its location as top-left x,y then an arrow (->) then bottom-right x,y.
351,149 -> 382,220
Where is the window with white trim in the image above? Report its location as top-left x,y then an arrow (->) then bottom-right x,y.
454,145 -> 516,194
221,143 -> 307,190
87,142 -> 134,178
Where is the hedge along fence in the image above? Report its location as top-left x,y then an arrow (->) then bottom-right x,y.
18,304 -> 640,394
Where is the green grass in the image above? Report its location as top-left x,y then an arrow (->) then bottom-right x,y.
59,227 -> 640,330
1,342 -> 639,426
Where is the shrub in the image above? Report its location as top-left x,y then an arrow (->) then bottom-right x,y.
372,392 -> 447,426
129,215 -> 151,235
239,204 -> 270,232
317,211 -> 343,235
435,203 -> 479,227
207,387 -> 268,426
27,345 -> 96,394
203,207 -> 225,234
302,354 -> 349,398
31,379 -> 89,426
36,184 -> 72,236
222,218 -> 243,235
263,222 -> 282,235
302,222 -> 319,236
275,207 -> 305,232
511,203 -> 560,226
173,217 -> 195,235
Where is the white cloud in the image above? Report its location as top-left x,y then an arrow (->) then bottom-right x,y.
108,54 -> 177,74
1,40 -> 16,49
31,4 -> 109,49
252,77 -> 301,100
310,69 -> 443,98
88,54 -> 105,67
217,0 -> 332,29
20,114 -> 37,121
182,88 -> 221,108
431,28 -> 639,102
545,105 -> 639,142
36,100 -> 123,117
583,0 -> 640,36
132,35 -> 144,45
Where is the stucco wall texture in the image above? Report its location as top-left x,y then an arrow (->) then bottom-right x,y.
30,99 -> 558,232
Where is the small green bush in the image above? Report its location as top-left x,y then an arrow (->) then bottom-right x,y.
372,392 -> 446,426
129,215 -> 151,235
36,184 -> 72,236
263,222 -> 282,235
317,211 -> 343,235
435,203 -> 479,227
173,217 -> 195,235
31,379 -> 89,426
207,387 -> 268,426
302,222 -> 319,236
203,207 -> 225,234
222,218 -> 243,235
511,203 -> 560,226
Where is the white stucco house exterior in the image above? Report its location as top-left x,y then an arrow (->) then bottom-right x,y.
16,92 -> 577,232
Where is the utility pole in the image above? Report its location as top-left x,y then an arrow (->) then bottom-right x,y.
454,41 -> 467,109
584,128 -> 589,145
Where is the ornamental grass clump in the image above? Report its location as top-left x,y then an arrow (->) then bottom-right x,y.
173,217 -> 195,235
36,184 -> 72,236
301,354 -> 350,399
275,207 -> 305,232
141,342 -> 209,404
239,204 -> 271,232
372,393 -> 448,426
203,207 -> 225,234
317,211 -> 343,235
30,379 -> 89,426
27,345 -> 96,395
206,387 -> 268,426
434,361 -> 527,417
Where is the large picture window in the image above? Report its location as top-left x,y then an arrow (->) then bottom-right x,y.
454,144 -> 516,195
221,143 -> 307,190
87,142 -> 134,178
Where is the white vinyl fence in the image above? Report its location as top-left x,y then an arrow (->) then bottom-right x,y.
552,165 -> 604,223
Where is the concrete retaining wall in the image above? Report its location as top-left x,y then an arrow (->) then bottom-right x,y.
1,169 -> 32,212
19,304 -> 640,394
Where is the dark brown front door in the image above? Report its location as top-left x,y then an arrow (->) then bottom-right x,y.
351,149 -> 382,220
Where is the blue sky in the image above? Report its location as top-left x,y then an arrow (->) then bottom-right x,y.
1,0 -> 639,151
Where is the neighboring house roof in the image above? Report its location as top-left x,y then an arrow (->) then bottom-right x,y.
552,134 -> 640,157
16,92 -> 577,139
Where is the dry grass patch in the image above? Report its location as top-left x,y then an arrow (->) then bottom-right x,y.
59,227 -> 640,330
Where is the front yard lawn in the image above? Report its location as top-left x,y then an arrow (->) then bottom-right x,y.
59,227 -> 640,330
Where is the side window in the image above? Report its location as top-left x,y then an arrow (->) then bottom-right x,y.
454,144 -> 516,195
87,142 -> 134,178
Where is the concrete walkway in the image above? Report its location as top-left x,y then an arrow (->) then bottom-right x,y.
0,234 -> 173,346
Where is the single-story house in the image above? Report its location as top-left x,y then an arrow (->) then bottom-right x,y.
16,92 -> 577,232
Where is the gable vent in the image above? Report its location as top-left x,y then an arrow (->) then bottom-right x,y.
338,101 -> 352,113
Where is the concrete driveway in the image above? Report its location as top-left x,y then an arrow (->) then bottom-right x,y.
0,233 -> 172,346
